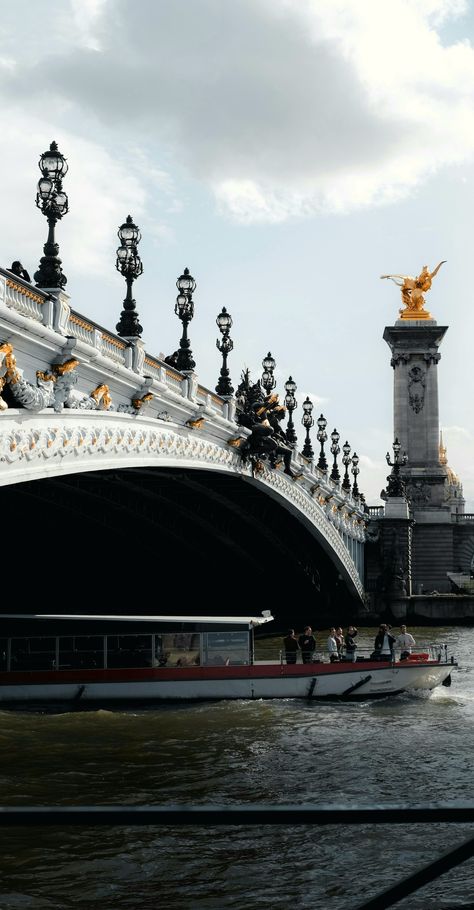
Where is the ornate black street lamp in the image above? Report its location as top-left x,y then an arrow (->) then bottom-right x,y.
351,452 -> 360,499
317,414 -> 328,472
261,352 -> 276,394
34,141 -> 69,289
385,437 -> 408,497
341,441 -> 352,493
174,267 -> 196,372
115,215 -> 144,337
330,428 -> 341,483
301,396 -> 314,459
216,307 -> 234,396
284,376 -> 297,445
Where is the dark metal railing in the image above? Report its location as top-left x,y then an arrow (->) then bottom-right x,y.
1,804 -> 473,909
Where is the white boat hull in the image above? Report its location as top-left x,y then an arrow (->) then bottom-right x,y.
0,661 -> 454,706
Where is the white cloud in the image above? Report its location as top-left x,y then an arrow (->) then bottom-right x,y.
5,0 -> 474,223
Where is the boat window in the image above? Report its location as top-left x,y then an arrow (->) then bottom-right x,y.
202,632 -> 250,666
10,637 -> 56,671
106,635 -> 152,668
155,633 -> 200,668
0,639 -> 7,671
62,636 -> 104,669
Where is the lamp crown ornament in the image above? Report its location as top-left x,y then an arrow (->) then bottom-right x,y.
34,140 -> 69,289
115,214 -> 144,338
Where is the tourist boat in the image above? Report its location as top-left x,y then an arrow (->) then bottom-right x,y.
0,613 -> 456,706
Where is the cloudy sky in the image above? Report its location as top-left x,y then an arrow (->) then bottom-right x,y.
1,0 -> 473,505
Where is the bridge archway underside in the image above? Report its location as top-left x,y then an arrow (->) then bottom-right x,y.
6,466 -> 359,627
0,412 -> 364,597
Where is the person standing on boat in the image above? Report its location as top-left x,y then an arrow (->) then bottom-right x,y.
335,627 -> 344,657
298,626 -> 316,663
327,628 -> 339,663
283,630 -> 300,664
344,626 -> 358,662
373,624 -> 396,660
395,625 -> 416,660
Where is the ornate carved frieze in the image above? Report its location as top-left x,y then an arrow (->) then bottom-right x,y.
390,352 -> 410,369
423,352 -> 441,365
408,365 -> 426,413
406,480 -> 431,504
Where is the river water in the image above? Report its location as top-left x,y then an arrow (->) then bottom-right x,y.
0,625 -> 473,910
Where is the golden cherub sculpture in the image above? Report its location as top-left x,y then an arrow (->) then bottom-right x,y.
381,261 -> 446,320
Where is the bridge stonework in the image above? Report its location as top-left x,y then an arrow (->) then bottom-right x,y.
0,268 -> 366,602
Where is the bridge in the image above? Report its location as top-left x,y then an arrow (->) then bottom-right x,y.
0,257 -> 366,621
0,141 -> 371,625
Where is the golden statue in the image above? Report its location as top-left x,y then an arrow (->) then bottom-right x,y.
381,261 -> 446,320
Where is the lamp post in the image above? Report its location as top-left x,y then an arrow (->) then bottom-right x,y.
174,267 -> 196,372
301,396 -> 314,459
351,452 -> 360,499
261,352 -> 276,394
284,376 -> 297,446
341,441 -> 352,493
385,437 -> 408,497
34,141 -> 69,289
115,215 -> 144,338
216,307 -> 234,396
316,414 -> 328,472
330,428 -> 341,483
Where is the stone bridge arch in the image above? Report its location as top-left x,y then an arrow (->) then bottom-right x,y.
0,266 -> 367,627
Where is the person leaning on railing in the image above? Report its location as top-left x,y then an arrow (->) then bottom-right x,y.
394,625 -> 416,660
298,626 -> 316,664
283,630 -> 299,665
372,624 -> 396,661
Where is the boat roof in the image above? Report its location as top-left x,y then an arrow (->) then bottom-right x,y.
0,613 -> 274,628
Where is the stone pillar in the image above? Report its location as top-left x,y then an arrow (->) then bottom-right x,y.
383,321 -> 448,509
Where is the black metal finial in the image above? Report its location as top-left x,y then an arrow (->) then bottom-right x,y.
341,441 -> 351,493
385,437 -> 408,498
284,377 -> 297,446
316,414 -> 328,472
174,267 -> 196,372
34,141 -> 69,289
115,215 -> 144,338
301,396 -> 314,459
330,428 -> 340,483
215,307 -> 234,396
261,352 -> 276,394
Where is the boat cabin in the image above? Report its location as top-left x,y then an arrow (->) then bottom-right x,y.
0,613 -> 274,673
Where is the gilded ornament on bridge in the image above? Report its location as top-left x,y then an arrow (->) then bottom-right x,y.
132,392 -> 153,411
186,416 -> 206,429
381,261 -> 446,320
0,344 -> 113,413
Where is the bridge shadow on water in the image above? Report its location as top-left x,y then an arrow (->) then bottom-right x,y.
6,467 -> 358,630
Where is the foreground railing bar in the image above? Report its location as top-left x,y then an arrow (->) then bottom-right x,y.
354,834 -> 474,910
1,805 -> 474,826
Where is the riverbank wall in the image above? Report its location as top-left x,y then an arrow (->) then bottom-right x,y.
362,594 -> 474,625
